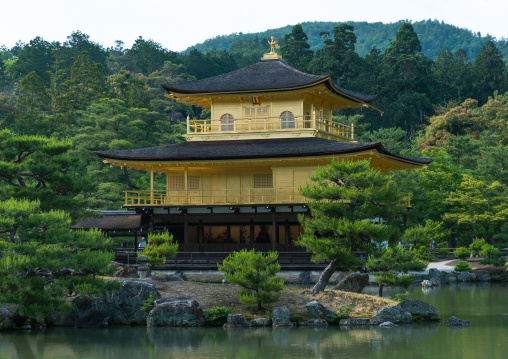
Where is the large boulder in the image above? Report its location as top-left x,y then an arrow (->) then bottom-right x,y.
147,296 -> 204,327
51,295 -> 106,327
224,314 -> 250,328
457,272 -> 470,282
372,306 -> 412,324
333,273 -> 369,293
0,307 -> 17,331
428,268 -> 441,280
272,306 -> 292,327
298,271 -> 312,284
396,299 -> 439,321
446,316 -> 471,327
106,280 -> 160,325
306,301 -> 338,323
75,310 -> 110,328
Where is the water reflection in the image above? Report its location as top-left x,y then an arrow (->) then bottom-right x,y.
1,284 -> 507,359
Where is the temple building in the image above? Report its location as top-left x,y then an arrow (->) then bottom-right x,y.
94,44 -> 432,253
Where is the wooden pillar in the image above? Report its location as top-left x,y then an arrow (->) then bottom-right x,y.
184,166 -> 188,204
284,219 -> 290,252
250,220 -> 255,247
184,219 -> 189,252
150,167 -> 154,204
271,214 -> 276,251
133,230 -> 138,251
198,220 -> 203,252
226,226 -> 231,242
166,172 -> 170,205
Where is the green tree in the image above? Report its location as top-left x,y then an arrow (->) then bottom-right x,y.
281,24 -> 313,72
297,159 -> 405,294
366,246 -> 427,296
0,198 -> 114,321
15,71 -> 50,128
472,41 -> 505,104
141,231 -> 178,267
0,130 -> 94,216
218,249 -> 284,309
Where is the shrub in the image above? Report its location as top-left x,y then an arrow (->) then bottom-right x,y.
480,243 -> 500,258
454,247 -> 470,260
141,294 -> 157,312
454,261 -> 472,272
218,249 -> 284,309
139,231 -> 178,267
335,305 -> 354,320
203,306 -> 234,326
470,238 -> 486,256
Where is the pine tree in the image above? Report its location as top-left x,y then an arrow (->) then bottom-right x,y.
281,25 -> 313,72
297,159 -> 405,294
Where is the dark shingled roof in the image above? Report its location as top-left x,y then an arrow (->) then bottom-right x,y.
95,137 -> 433,165
71,215 -> 142,231
161,59 -> 376,103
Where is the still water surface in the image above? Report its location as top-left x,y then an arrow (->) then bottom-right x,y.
1,284 -> 507,359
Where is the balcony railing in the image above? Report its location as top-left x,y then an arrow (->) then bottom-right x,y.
187,116 -> 353,140
124,189 -> 411,207
125,187 -> 304,206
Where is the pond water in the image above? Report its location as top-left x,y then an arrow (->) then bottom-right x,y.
1,284 -> 507,359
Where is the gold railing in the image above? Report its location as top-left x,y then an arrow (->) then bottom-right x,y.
124,188 -> 411,207
187,116 -> 353,140
125,188 -> 304,206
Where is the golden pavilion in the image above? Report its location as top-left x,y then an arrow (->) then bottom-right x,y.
94,45 -> 432,253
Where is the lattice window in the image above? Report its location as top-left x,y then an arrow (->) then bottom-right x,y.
253,173 -> 273,188
220,113 -> 234,131
169,176 -> 200,190
245,106 -> 268,118
280,111 -> 295,129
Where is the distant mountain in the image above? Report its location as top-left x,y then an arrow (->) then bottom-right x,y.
186,19 -> 508,61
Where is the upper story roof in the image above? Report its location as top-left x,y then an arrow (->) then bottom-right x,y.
161,59 -> 376,104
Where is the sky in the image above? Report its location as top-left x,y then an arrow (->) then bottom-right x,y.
1,0 -> 507,52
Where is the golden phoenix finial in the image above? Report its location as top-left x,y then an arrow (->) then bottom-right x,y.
268,36 -> 280,53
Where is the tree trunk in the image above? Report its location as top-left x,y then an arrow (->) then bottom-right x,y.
378,283 -> 384,297
310,259 -> 341,294
123,167 -> 133,190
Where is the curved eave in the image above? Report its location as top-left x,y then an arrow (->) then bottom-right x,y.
161,76 -> 376,105
94,142 -> 430,169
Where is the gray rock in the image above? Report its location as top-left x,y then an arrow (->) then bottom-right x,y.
75,310 -> 110,328
446,316 -> 471,327
106,280 -> 160,325
457,272 -> 470,282
299,319 -> 328,327
429,268 -> 441,280
475,271 -> 491,282
440,276 -> 449,285
396,299 -> 439,320
379,321 -> 397,328
469,272 -> 477,281
166,275 -> 185,282
250,318 -> 270,327
147,296 -> 204,327
298,271 -> 312,284
173,271 -> 186,281
340,318 -> 374,326
224,314 -> 250,328
334,273 -> 369,293
449,275 -> 457,283
111,262 -> 139,278
51,295 -> 106,327
430,278 -> 441,286
334,271 -> 351,285
372,306 -> 412,324
0,307 -> 17,331
306,301 -> 338,323
272,306 -> 292,326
